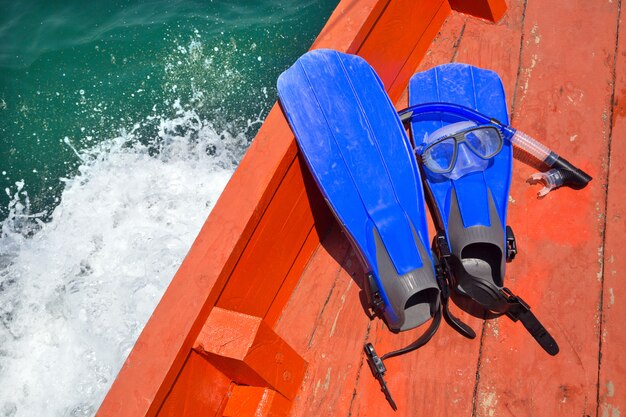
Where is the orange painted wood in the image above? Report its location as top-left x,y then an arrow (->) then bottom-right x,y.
273,226 -> 354,353
216,155 -> 328,318
451,0 -> 523,104
262,155 -> 334,327
418,13 -> 466,69
194,307 -> 307,401
95,2 -> 391,415
274,226 -> 372,416
223,386 -> 290,417
264,223 -> 324,327
385,1 -> 452,102
448,0 -> 507,23
598,6 -> 626,417
312,0 -> 389,54
468,1 -> 617,416
352,316 -> 484,417
157,351 -> 231,417
357,0 -> 447,99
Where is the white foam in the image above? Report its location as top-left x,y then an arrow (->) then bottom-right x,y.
0,108 -> 249,416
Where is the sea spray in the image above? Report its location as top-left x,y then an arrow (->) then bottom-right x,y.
0,2 -> 340,414
0,107 -> 248,416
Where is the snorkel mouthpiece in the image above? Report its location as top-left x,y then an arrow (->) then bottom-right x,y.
527,156 -> 592,198
528,169 -> 563,198
511,129 -> 592,196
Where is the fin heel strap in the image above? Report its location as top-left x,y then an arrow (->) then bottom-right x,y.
380,305 -> 442,361
442,298 -> 476,339
432,233 -> 476,339
449,256 -> 559,355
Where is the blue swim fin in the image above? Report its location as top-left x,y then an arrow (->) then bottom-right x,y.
277,49 -> 439,333
409,64 -> 513,299
408,64 -> 558,356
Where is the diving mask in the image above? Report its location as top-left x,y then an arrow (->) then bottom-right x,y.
419,121 -> 503,180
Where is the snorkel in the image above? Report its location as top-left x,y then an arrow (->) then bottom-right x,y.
399,103 -> 592,197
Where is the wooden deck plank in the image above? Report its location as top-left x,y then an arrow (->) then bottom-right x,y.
416,11 -> 466,70
156,351 -> 231,417
598,5 -> 626,417
471,1 -> 619,416
349,309 -> 485,417
273,226 -> 374,416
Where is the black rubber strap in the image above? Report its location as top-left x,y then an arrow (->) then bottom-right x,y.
442,297 -> 476,339
451,255 -> 560,356
516,307 -> 559,355
381,305 -> 442,360
433,233 -> 476,339
503,290 -> 559,356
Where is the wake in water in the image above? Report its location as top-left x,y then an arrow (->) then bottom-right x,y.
0,104 -> 254,416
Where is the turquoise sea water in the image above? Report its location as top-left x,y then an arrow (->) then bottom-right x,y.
0,0 -> 336,221
0,1 -> 336,415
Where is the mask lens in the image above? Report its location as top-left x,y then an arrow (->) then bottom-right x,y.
423,137 -> 456,172
464,127 -> 502,159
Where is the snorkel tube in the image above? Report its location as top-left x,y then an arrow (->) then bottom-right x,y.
399,103 -> 592,197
